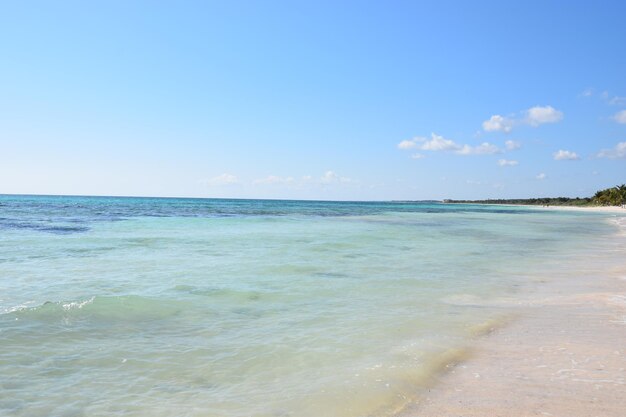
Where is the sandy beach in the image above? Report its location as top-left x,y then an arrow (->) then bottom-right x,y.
401,211 -> 626,417
454,203 -> 626,215
520,205 -> 626,214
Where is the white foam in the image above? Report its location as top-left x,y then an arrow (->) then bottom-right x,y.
62,296 -> 95,311
609,216 -> 626,236
2,300 -> 36,315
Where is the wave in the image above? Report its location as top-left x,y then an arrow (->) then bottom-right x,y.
610,216 -> 626,236
4,295 -> 184,323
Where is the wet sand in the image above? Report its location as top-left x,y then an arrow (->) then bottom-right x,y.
401,215 -> 626,417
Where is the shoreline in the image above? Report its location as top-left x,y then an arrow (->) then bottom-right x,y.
458,202 -> 626,214
509,204 -> 625,214
400,212 -> 626,417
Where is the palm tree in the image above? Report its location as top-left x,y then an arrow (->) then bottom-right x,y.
592,184 -> 626,206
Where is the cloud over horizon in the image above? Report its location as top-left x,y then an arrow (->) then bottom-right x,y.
398,133 -> 501,157
250,171 -> 354,187
202,171 -> 357,191
252,175 -> 295,185
203,173 -> 240,186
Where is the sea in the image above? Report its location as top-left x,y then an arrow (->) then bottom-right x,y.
0,195 -> 623,417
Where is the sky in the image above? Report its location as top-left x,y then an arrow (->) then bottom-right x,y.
1,1 -> 624,201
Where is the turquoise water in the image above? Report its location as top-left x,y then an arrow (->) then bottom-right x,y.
0,195 -> 620,417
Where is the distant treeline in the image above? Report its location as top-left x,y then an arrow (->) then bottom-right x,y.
445,184 -> 626,207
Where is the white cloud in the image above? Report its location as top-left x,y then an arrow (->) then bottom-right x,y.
320,170 -> 338,183
497,159 -> 519,167
525,105 -> 563,126
456,142 -> 501,155
204,173 -> 239,186
581,88 -> 594,97
320,170 -> 352,184
608,96 -> 626,105
397,133 -> 459,154
597,141 -> 626,159
482,105 -> 563,133
482,115 -> 514,133
613,110 -> 626,124
505,140 -> 521,150
594,89 -> 626,105
397,133 -> 500,157
205,171 -> 358,191
252,175 -> 295,185
397,139 -> 418,150
419,133 -> 460,151
536,173 -> 546,180
553,150 -> 580,161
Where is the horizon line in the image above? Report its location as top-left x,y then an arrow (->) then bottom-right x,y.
0,192 -> 446,204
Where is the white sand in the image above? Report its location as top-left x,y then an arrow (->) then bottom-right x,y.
524,205 -> 626,214
400,212 -> 626,417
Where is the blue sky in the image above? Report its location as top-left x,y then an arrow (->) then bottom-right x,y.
1,1 -> 624,200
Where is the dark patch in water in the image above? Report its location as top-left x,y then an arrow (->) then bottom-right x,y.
173,285 -> 263,302
312,271 -> 352,279
0,220 -> 90,234
231,307 -> 262,317
66,246 -> 118,256
38,225 -> 90,234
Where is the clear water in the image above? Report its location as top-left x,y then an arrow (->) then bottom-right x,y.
0,195 -> 620,417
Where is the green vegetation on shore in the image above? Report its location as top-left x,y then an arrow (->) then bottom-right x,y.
445,184 -> 626,207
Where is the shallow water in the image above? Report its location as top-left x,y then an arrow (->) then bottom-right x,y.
0,195 -> 620,417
